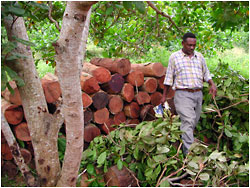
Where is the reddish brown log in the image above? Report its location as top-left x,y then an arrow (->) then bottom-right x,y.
90,58 -> 131,76
2,161 -> 18,179
134,91 -> 151,105
167,98 -> 177,115
82,62 -> 111,84
131,62 -> 165,77
13,122 -> 31,141
157,75 -> 165,90
121,83 -> 134,103
26,141 -> 34,157
91,91 -> 109,110
125,119 -> 140,125
1,81 -> 22,105
104,166 -> 137,187
113,111 -> 126,125
141,77 -> 158,93
150,92 -> 163,106
125,70 -> 144,87
2,99 -> 24,125
1,142 -> 13,160
82,92 -> 93,108
100,118 -> 116,134
101,73 -> 124,94
84,109 -> 93,125
124,102 -> 140,119
108,95 -> 123,115
41,73 -> 62,103
140,104 -> 156,121
166,87 -> 175,99
80,73 -> 100,94
84,124 -> 101,143
20,148 -> 32,164
93,108 -> 110,124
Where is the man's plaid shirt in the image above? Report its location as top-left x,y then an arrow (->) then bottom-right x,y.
164,50 -> 212,90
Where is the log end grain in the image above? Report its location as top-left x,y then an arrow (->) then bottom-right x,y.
80,74 -> 100,94
82,92 -> 93,108
121,83 -> 134,103
124,102 -> 140,119
94,108 -> 109,124
41,79 -> 61,103
150,92 -> 163,106
92,67 -> 112,84
84,124 -> 101,143
135,91 -> 151,105
92,92 -> 109,110
13,122 -> 31,142
126,70 -> 144,87
140,104 -> 156,121
113,111 -> 126,125
142,77 -> 158,93
101,73 -> 124,94
108,95 -> 123,115
100,118 -> 116,134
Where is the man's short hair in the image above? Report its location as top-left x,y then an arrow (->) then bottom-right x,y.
183,32 -> 196,41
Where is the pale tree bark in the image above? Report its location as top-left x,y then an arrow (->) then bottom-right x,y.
1,112 -> 37,187
4,16 -> 64,186
54,2 -> 96,187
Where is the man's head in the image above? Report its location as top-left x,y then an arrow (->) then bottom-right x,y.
182,32 -> 196,55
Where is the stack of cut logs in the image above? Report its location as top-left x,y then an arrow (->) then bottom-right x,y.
1,58 -> 176,181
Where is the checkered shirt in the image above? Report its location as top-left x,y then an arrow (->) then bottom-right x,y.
164,50 -> 212,90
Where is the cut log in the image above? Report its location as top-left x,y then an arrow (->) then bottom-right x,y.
125,119 -> 140,125
1,142 -> 13,160
82,62 -> 111,84
141,77 -> 158,93
13,122 -> 31,141
91,91 -> 109,110
101,73 -> 124,94
157,75 -> 165,90
166,87 -> 175,99
2,99 -> 24,125
1,81 -> 22,105
124,102 -> 140,119
108,95 -> 123,115
80,72 -> 100,94
134,91 -> 151,105
140,104 -> 156,121
121,83 -> 134,103
131,62 -> 165,77
150,92 -> 163,106
104,166 -> 137,187
20,148 -> 32,164
84,109 -> 93,125
93,108 -> 110,124
100,118 -> 116,134
125,70 -> 144,87
82,92 -> 93,108
41,73 -> 62,103
2,161 -> 18,179
84,124 -> 101,142
90,58 -> 131,76
113,111 -> 126,125
25,141 -> 34,157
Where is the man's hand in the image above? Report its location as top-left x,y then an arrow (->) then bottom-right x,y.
208,80 -> 217,99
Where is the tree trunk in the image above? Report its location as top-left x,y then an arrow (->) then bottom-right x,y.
4,15 -> 63,186
54,2 -> 95,187
90,58 -> 131,76
82,62 -> 111,84
131,62 -> 165,77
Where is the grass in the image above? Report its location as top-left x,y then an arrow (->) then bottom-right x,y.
36,45 -> 249,79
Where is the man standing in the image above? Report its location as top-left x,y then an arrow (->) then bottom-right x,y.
161,32 -> 217,155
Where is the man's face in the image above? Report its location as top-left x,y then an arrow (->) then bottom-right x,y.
182,38 -> 196,55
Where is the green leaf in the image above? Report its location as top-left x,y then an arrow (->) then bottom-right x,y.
145,168 -> 153,177
8,6 -> 25,16
120,142 -> 126,156
186,168 -> 197,176
224,128 -> 232,138
160,180 -> 170,187
133,1 -> 145,14
199,173 -> 210,181
30,1 -> 49,10
123,1 -> 133,10
13,37 -> 36,47
97,151 -> 107,165
157,145 -> 170,154
188,161 -> 199,169
106,7 -> 113,15
87,163 -> 95,175
117,159 -> 123,170
133,145 -> 139,160
153,154 -> 165,163
224,79 -> 232,87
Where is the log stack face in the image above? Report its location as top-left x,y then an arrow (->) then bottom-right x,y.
2,59 -> 177,181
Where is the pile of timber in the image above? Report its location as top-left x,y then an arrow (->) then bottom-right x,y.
1,58 -> 176,182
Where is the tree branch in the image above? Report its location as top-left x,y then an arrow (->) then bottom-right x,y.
146,1 -> 183,33
48,1 -> 61,32
1,112 -> 37,187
